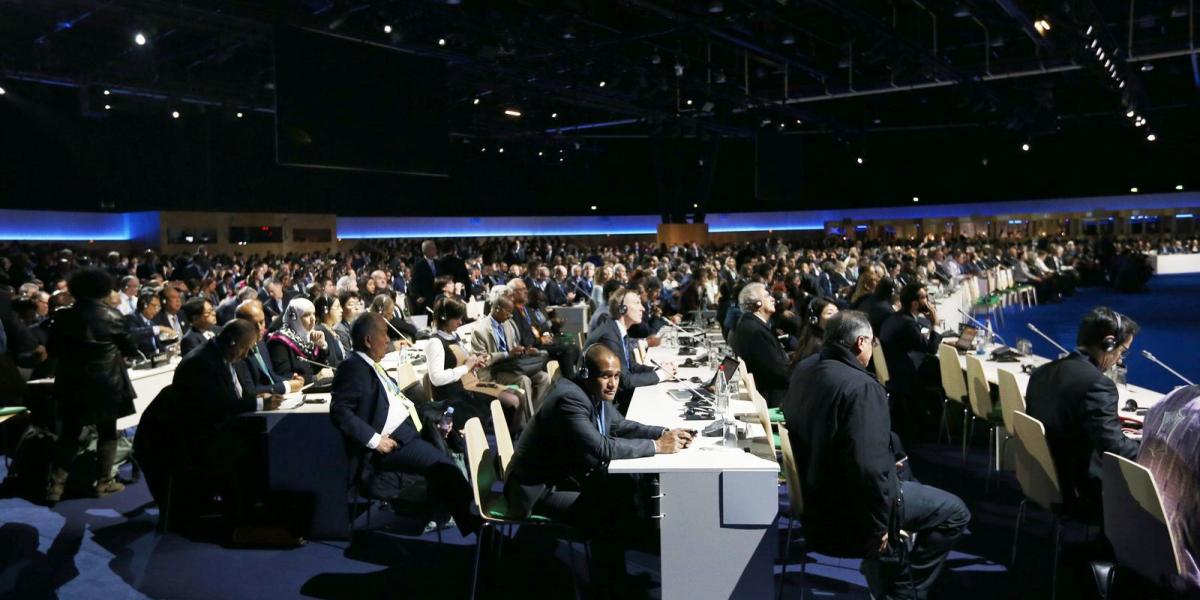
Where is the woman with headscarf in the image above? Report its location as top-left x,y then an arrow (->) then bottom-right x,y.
267,297 -> 330,383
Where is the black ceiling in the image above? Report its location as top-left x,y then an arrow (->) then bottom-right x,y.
1,1 -> 1198,216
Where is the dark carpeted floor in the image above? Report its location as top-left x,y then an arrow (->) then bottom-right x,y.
1,274 -> 1196,600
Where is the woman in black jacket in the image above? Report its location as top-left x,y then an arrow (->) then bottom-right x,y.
46,268 -> 139,502
267,297 -> 330,384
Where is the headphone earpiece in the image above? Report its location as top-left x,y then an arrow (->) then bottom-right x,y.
1101,312 -> 1124,352
575,342 -> 601,382
806,296 -> 821,327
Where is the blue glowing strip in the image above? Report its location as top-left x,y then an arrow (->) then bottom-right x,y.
0,209 -> 133,240
337,215 -> 660,239
1177,213 -> 1194,219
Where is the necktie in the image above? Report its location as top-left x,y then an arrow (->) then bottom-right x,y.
229,363 -> 243,399
620,335 -> 632,366
373,361 -> 422,432
253,348 -> 273,380
494,320 -> 508,352
595,404 -> 606,435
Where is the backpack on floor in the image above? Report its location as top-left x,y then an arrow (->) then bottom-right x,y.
0,425 -> 56,502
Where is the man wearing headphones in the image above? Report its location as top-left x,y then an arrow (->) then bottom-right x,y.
584,287 -> 676,414
1025,307 -> 1142,518
730,282 -> 793,407
503,344 -> 692,593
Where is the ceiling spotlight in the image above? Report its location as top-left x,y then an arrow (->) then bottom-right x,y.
236,112 -> 244,118
912,196 -> 920,203
1091,40 -> 1098,49
782,32 -> 795,45
480,147 -> 486,152
1130,187 -> 1139,193
651,52 -> 661,65
795,119 -> 802,125
856,157 -> 864,165
438,38 -> 446,46
473,97 -> 480,105
171,110 -> 180,119
1176,185 -> 1184,190
134,32 -> 147,46
1021,143 -> 1030,152
1119,81 -> 1126,88
498,147 -> 504,153
1104,59 -> 1112,68
504,109 -> 522,117
1087,25 -> 1095,36
0,86 -> 6,96
1141,63 -> 1154,72
1033,18 -> 1051,35
103,89 -> 111,96
383,25 -> 393,34
104,104 -> 111,110
558,157 -> 564,163
685,99 -> 693,106
693,203 -> 699,208
598,80 -> 606,88
537,151 -> 543,156
708,1 -> 724,14
590,205 -> 597,211
1126,110 -> 1136,118
1146,133 -> 1157,142
551,112 -> 558,118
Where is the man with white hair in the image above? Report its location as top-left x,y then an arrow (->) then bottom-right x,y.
409,240 -> 440,313
729,282 -> 792,407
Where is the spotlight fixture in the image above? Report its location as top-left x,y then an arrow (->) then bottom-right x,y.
685,99 -> 693,106
1021,143 -> 1030,152
1033,18 -> 1051,35
1130,187 -> 1138,193
171,110 -> 180,119
551,112 -> 558,118
651,52 -> 661,65
1119,81 -> 1126,88
236,112 -> 244,118
1087,25 -> 1094,36
383,25 -> 393,34
1141,63 -> 1154,72
103,89 -> 111,96
598,80 -> 606,88
0,86 -> 6,96
473,97 -> 480,105
498,147 -> 504,153
1126,110 -> 1135,118
1146,133 -> 1157,142
104,104 -> 111,110
708,1 -> 724,14
438,38 -> 445,46
480,147 -> 487,152
504,109 -> 522,117
1176,185 -> 1184,190
856,157 -> 864,165
559,157 -> 564,163
590,205 -> 597,211
693,203 -> 699,208
537,151 -> 543,156
912,196 -> 920,203
134,32 -> 147,46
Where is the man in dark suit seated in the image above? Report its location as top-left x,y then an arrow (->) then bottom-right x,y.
329,313 -> 481,536
124,292 -> 166,356
234,299 -> 304,398
170,319 -> 292,545
1025,307 -> 1141,519
153,286 -> 187,339
878,282 -> 945,432
179,297 -> 217,356
584,287 -> 675,413
729,282 -> 792,408
784,311 -> 969,599
503,344 -> 692,593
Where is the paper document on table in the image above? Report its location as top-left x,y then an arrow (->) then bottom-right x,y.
278,396 -> 304,410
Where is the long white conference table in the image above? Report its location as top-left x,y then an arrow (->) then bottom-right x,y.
1150,252 -> 1200,274
611,345 -> 780,600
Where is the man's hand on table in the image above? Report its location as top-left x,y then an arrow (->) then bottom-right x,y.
654,428 -> 693,453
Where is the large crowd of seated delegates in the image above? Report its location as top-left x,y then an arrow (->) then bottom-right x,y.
0,233 -> 1197,593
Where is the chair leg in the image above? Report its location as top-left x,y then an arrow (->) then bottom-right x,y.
1011,498 -> 1027,569
1051,517 -> 1062,600
778,516 -> 793,600
470,524 -> 488,600
961,410 -> 971,464
985,426 -> 994,491
938,400 -> 950,445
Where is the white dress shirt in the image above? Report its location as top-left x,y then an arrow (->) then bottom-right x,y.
426,331 -> 470,387
355,351 -> 415,449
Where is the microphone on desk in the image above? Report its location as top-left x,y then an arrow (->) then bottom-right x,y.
956,308 -> 1008,346
1025,323 -> 1070,356
382,318 -> 415,345
298,356 -> 337,372
663,320 -> 698,337
1141,350 -> 1195,386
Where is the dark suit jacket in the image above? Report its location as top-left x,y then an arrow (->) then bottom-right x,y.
180,329 -> 210,357
317,323 -> 348,366
544,280 -> 569,306
782,344 -> 898,555
861,296 -> 897,334
238,341 -> 289,398
583,317 -> 659,409
152,309 -> 188,338
409,257 -> 438,308
729,314 -> 792,407
124,313 -> 161,356
1025,351 -> 1140,514
503,377 -> 663,519
171,340 -> 256,440
439,254 -> 469,286
330,352 -> 421,483
878,312 -> 941,398
262,297 -> 286,322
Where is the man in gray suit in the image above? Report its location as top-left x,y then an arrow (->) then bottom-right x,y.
469,296 -> 548,418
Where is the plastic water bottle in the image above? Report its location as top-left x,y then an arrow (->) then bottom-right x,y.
715,365 -> 728,415
439,406 -> 455,435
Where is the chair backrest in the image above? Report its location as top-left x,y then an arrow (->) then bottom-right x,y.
741,370 -> 757,403
777,424 -> 803,518
1011,411 -> 1063,511
490,399 -> 515,477
964,275 -> 980,303
748,381 -> 777,458
996,369 -> 1025,433
1102,452 -> 1185,585
872,341 -> 890,385
394,362 -> 419,391
466,299 -> 486,321
545,359 -> 561,382
463,417 -> 500,521
937,344 -> 968,403
964,355 -> 995,419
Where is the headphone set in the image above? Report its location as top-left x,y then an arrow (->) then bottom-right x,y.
806,296 -> 822,327
575,342 -> 602,381
1101,311 -> 1124,353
